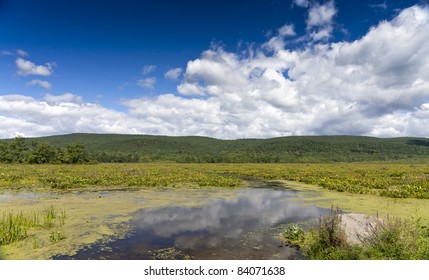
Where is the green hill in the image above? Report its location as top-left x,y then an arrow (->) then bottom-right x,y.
27,133 -> 429,163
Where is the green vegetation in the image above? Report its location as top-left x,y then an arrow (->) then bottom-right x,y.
0,206 -> 66,246
2,133 -> 429,163
194,163 -> 429,199
1,163 -> 429,199
282,223 -> 305,246
0,136 -> 92,164
295,209 -> 429,260
0,163 -> 241,190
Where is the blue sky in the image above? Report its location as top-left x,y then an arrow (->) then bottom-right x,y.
1,0 -> 429,139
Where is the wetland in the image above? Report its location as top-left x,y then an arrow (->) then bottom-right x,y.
1,163 -> 429,260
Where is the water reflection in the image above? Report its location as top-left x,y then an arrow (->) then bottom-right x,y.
59,187 -> 329,260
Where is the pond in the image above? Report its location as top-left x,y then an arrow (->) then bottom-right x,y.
54,182 -> 330,260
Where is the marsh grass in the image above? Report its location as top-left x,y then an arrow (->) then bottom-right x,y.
0,206 -> 67,246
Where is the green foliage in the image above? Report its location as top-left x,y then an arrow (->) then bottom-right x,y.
27,141 -> 57,164
18,133 -> 429,163
0,137 -> 92,164
283,223 -> 305,246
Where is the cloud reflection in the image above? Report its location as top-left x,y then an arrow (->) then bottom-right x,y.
133,189 -> 326,250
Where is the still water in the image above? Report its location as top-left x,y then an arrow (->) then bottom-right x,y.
56,184 -> 329,260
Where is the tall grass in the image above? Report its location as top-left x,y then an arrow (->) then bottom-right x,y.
0,206 -> 66,246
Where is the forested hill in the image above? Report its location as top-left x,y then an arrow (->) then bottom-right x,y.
23,133 -> 429,163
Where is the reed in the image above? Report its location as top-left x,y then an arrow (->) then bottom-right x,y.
0,206 -> 66,246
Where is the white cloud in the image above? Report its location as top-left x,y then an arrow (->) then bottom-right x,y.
294,0 -> 309,8
2,5 -> 429,139
16,58 -> 54,76
306,0 -> 337,40
137,77 -> 156,89
177,82 -> 207,96
141,65 -> 157,75
26,79 -> 52,89
164,67 -> 183,80
0,94 -> 147,139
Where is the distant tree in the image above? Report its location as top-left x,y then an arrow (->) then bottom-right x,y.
27,141 -> 57,164
64,142 -> 91,164
0,142 -> 12,163
9,136 -> 27,163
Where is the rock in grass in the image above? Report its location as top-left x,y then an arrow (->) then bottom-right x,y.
340,213 -> 382,245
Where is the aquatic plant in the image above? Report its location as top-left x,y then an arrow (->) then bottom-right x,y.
1,163 -> 429,198
283,223 -> 305,246
49,230 -> 65,242
0,212 -> 28,245
0,206 -> 67,246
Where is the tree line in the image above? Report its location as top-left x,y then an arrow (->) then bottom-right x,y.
0,137 -> 92,164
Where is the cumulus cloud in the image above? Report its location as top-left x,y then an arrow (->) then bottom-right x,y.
16,58 -> 54,76
2,4 -> 429,139
164,67 -> 183,80
0,94 -> 150,139
137,77 -> 156,89
26,79 -> 52,89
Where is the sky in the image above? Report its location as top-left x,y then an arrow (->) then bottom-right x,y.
1,0 -> 429,139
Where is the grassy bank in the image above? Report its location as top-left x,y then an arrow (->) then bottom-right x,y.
284,209 -> 429,260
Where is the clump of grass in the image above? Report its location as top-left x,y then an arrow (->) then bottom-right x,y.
0,206 -> 67,246
43,205 -> 55,228
0,212 -> 29,245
